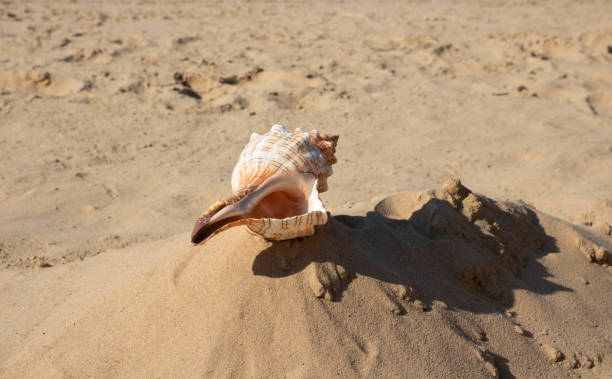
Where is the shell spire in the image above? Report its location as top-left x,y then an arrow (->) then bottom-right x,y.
191,124 -> 339,245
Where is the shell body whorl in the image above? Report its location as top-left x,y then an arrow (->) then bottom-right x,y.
231,124 -> 338,195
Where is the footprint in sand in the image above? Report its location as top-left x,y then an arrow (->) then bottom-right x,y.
586,91 -> 612,117
578,29 -> 612,58
0,70 -> 83,96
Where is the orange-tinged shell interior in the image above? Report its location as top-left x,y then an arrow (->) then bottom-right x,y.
191,172 -> 318,244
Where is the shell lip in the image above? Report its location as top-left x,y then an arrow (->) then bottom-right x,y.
191,215 -> 242,244
191,172 -> 321,245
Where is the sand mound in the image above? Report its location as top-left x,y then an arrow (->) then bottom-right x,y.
3,179 -> 610,378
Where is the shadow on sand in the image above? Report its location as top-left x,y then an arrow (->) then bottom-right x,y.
251,180 -> 571,379
253,182 -> 569,314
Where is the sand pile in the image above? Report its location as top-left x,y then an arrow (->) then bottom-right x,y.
3,179 -> 610,378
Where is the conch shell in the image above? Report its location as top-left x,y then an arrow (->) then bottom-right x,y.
191,124 -> 339,244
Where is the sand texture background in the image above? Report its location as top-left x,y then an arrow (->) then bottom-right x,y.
1,0 -> 612,377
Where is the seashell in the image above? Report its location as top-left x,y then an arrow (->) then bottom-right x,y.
191,124 -> 339,244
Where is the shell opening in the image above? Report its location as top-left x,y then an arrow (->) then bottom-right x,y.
191,172 -> 318,244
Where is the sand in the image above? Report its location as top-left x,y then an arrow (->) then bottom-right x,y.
1,0 -> 611,377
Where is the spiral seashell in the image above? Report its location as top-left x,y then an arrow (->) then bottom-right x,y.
191,124 -> 339,245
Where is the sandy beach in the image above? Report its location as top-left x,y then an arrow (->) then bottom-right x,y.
1,0 -> 611,377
